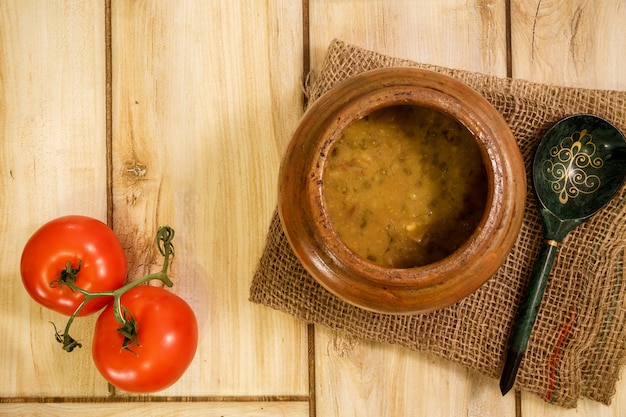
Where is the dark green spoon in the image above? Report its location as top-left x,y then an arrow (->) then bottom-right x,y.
500,114 -> 626,396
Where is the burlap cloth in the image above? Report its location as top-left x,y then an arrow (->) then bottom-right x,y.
249,39 -> 626,408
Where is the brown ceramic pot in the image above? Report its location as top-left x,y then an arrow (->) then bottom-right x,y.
278,67 -> 526,314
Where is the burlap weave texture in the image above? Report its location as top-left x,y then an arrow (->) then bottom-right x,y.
249,40 -> 626,408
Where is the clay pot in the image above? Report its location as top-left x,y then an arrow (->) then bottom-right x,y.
278,67 -> 526,314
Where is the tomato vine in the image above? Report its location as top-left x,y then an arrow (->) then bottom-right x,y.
51,226 -> 176,353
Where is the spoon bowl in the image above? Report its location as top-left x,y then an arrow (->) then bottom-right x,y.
500,114 -> 626,395
534,115 -> 626,238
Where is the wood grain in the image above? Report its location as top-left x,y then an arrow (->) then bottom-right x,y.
308,0 -> 509,78
314,328 -> 513,417
511,0 -> 626,90
0,0 -> 109,397
109,0 -> 307,397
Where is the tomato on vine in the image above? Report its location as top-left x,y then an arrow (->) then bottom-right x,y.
23,221 -> 199,392
92,285 -> 198,393
20,215 -> 127,316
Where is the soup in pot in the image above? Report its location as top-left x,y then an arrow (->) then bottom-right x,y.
323,105 -> 488,268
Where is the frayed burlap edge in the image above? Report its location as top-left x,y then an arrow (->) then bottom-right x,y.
250,39 -> 626,408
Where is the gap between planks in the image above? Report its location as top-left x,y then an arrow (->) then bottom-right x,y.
105,0 -> 114,229
505,1 -> 522,416
302,1 -> 316,416
0,396 -> 308,404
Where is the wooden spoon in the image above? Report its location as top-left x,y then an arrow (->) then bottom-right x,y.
500,114 -> 626,395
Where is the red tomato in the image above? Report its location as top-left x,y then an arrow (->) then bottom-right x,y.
92,285 -> 198,393
20,215 -> 127,316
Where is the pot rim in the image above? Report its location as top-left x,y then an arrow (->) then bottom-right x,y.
278,67 -> 526,314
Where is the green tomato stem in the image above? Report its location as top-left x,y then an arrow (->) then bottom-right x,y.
52,225 -> 176,352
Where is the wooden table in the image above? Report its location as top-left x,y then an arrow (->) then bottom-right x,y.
1,1 -> 624,416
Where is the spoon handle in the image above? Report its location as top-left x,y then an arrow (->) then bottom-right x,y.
500,241 -> 559,395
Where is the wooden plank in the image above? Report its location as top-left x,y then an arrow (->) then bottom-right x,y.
511,1 -> 626,415
109,0 -> 307,397
511,0 -> 626,90
0,402 -> 309,417
308,1 -> 514,416
309,0 -> 509,77
0,0 -> 109,397
315,328 -> 513,417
